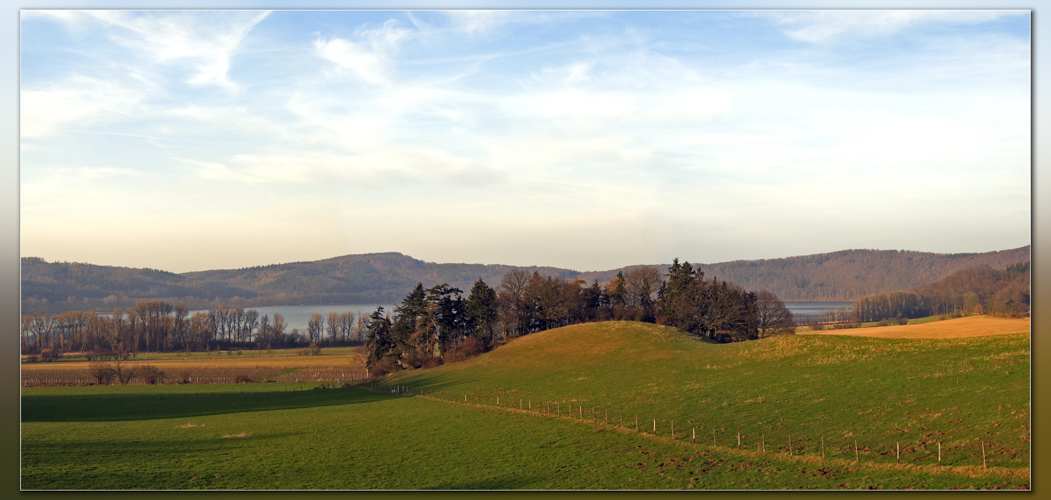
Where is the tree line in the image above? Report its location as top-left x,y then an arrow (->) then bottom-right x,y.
363,259 -> 795,375
20,260 -> 796,362
20,301 -> 364,356
850,262 -> 1030,322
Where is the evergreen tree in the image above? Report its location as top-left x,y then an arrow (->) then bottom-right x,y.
465,278 -> 497,343
365,307 -> 394,368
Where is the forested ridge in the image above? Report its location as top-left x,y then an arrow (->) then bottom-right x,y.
578,246 -> 1030,301
850,261 -> 1030,322
21,245 -> 1029,313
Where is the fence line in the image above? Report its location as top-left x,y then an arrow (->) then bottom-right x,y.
367,383 -> 1004,471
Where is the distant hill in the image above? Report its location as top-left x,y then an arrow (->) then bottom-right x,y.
20,245 -> 1029,313
20,253 -> 579,313
575,246 -> 1030,301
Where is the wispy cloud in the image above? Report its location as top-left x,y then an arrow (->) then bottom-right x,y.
314,19 -> 412,86
767,10 -> 1024,44
21,76 -> 141,138
29,10 -> 269,89
19,10 -> 1031,272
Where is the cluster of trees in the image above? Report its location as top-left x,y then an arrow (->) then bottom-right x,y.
19,301 -> 363,355
850,262 -> 1030,322
364,261 -> 795,374
659,260 -> 795,342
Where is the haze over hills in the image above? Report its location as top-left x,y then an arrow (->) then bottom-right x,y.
20,245 -> 1029,313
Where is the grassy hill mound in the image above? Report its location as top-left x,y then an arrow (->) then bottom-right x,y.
382,321 -> 1030,469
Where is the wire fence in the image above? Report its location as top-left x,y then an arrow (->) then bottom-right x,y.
362,382 -> 1019,471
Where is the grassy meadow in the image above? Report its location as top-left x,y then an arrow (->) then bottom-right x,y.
21,320 -> 1030,490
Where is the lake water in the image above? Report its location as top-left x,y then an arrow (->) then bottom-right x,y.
783,301 -> 853,322
201,301 -> 853,332
191,304 -> 394,336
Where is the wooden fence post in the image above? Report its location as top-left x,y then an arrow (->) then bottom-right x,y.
654,419 -> 657,434
982,441 -> 986,468
821,436 -> 824,458
737,432 -> 741,449
713,429 -> 717,446
789,435 -> 792,455
763,433 -> 766,453
671,421 -> 674,440
855,440 -> 859,462
896,442 -> 899,464
693,427 -> 696,443
938,442 -> 941,466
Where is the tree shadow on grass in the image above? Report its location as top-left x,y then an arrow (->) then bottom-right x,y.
21,430 -> 307,490
421,472 -> 545,490
22,385 -> 408,423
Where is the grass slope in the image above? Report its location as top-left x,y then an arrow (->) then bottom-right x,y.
21,321 -> 1030,489
22,384 -> 1027,490
380,321 -> 1030,470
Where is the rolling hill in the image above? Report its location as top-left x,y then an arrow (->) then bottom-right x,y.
20,245 -> 1029,313
380,321 -> 1031,474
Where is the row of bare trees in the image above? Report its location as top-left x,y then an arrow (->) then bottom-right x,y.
20,301 -> 312,355
307,311 -> 361,344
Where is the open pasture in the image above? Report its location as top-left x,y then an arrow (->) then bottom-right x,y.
21,321 -> 1030,489
21,383 -> 1028,490
378,322 -> 1031,472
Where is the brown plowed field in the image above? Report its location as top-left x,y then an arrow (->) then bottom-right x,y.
803,316 -> 1030,339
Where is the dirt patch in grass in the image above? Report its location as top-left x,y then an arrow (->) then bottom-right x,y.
801,317 -> 1029,339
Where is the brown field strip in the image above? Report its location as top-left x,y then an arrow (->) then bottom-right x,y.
802,316 -> 1030,339
20,349 -> 368,386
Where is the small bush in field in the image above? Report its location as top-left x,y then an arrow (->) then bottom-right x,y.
233,374 -> 253,383
87,360 -> 115,385
140,365 -> 165,385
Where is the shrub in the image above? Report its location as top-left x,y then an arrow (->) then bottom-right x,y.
233,374 -> 253,384
112,359 -> 136,385
87,360 -> 115,385
296,342 -> 322,356
444,337 -> 486,364
140,365 -> 165,385
370,356 -> 401,377
23,355 -> 39,364
176,371 -> 192,384
40,348 -> 55,362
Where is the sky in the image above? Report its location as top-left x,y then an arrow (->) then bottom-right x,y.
19,9 -> 1032,273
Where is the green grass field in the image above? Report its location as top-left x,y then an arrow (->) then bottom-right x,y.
21,321 -> 1030,490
